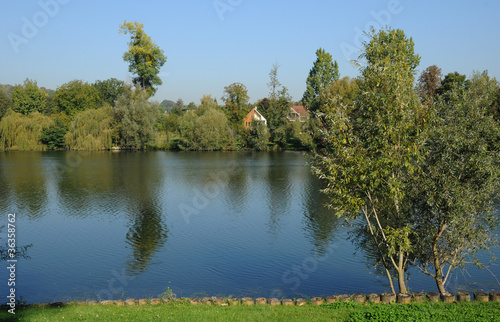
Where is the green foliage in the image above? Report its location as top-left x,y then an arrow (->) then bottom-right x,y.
318,76 -> 360,115
158,287 -> 177,300
468,70 -> 498,109
53,80 -> 101,117
384,226 -> 413,258
222,82 -> 250,125
114,86 -> 160,149
179,107 -> 233,151
65,105 -> 114,150
312,27 -> 424,294
197,94 -> 218,116
247,121 -> 270,151
0,110 -> 54,151
408,82 -> 500,293
11,79 -> 47,115
40,125 -> 67,150
257,63 -> 295,148
119,20 -> 167,96
287,119 -> 314,150
93,78 -> 125,106
302,48 -> 340,113
0,86 -> 12,120
160,99 -> 175,112
436,71 -> 469,99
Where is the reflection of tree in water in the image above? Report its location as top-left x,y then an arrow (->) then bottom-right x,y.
54,152 -> 116,219
266,154 -> 292,234
0,152 -> 48,219
125,201 -> 168,275
115,153 -> 169,276
302,175 -> 341,256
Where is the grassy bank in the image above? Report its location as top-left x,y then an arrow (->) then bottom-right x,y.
1,302 -> 499,322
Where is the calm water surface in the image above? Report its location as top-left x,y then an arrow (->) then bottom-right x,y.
0,151 -> 498,303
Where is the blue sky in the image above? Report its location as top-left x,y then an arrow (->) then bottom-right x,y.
1,0 -> 499,104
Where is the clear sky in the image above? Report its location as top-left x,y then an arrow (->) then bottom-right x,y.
1,0 -> 499,104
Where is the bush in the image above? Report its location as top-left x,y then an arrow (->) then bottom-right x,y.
179,108 -> 233,151
40,125 -> 66,150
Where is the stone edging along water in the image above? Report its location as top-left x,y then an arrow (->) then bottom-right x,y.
12,291 -> 500,308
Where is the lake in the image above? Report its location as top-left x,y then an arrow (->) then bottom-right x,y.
0,151 -> 499,303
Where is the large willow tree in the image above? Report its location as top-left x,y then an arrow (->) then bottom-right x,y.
65,105 -> 114,150
0,110 -> 54,151
312,28 -> 425,294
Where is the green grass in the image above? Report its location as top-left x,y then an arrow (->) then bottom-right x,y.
1,302 -> 500,322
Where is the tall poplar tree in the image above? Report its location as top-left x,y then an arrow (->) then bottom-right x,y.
302,48 -> 339,113
119,21 -> 167,96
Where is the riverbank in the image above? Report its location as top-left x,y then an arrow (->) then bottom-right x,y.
2,299 -> 499,321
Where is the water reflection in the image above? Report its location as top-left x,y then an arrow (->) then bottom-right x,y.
0,152 -> 48,219
53,151 -> 116,217
265,153 -> 292,234
302,174 -> 341,256
111,153 -> 168,275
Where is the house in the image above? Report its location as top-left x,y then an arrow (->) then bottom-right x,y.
243,107 -> 267,129
287,105 -> 309,122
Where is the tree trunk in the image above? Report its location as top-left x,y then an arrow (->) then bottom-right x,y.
385,268 -> 396,294
397,252 -> 407,294
433,254 -> 446,294
433,224 -> 448,294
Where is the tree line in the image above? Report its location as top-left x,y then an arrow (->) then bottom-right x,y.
0,20 -> 314,152
310,27 -> 500,296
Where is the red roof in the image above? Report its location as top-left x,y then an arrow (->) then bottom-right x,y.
290,106 -> 309,117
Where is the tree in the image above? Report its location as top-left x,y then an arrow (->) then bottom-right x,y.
186,102 -> 197,110
416,65 -> 442,104
258,63 -> 292,148
0,87 -> 12,120
408,84 -> 500,294
93,78 -> 125,106
173,98 -> 184,110
436,72 -> 469,99
318,76 -> 360,114
247,121 -> 270,151
268,62 -> 282,101
197,95 -> 218,116
65,105 -> 114,150
0,110 -> 54,151
302,48 -> 339,113
160,99 -> 175,112
119,20 -> 167,96
40,125 -> 67,150
53,80 -> 101,117
311,28 -> 424,294
114,86 -> 160,149
222,82 -> 250,125
468,70 -> 499,110
11,79 -> 47,115
179,107 -> 233,151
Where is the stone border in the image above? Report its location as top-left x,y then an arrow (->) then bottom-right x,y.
9,291 -> 500,309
